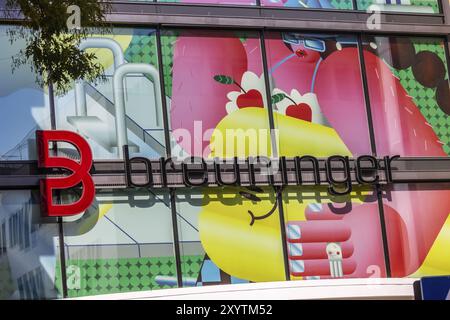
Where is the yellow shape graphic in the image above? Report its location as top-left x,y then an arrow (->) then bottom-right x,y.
411,214 -> 450,277
199,188 -> 288,282
200,107 -> 353,282
85,34 -> 133,69
210,107 -> 352,158
78,203 -> 113,234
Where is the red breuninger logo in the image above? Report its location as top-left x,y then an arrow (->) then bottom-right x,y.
36,130 -> 95,217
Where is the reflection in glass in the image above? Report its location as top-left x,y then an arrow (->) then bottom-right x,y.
62,190 -> 178,298
176,187 -> 284,286
362,36 -> 450,157
0,25 -> 51,161
54,28 -> 165,161
0,25 -> 60,300
0,191 -> 62,300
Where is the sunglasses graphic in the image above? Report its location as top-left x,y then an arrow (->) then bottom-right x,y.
282,33 -> 358,52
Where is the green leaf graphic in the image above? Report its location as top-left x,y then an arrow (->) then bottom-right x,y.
214,75 -> 234,85
271,93 -> 287,104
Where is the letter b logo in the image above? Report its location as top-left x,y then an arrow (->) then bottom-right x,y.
36,130 -> 95,217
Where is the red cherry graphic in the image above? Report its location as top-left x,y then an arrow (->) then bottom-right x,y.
236,89 -> 264,109
286,103 -> 312,122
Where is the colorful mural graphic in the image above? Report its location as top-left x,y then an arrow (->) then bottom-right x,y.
0,24 -> 449,299
163,30 -> 450,285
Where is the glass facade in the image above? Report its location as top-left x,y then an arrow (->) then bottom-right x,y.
0,191 -> 62,299
0,0 -> 449,299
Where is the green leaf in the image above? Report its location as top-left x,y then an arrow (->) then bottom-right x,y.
214,75 -> 234,85
271,93 -> 287,104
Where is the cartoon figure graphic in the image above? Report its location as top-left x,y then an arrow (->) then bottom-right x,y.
326,243 -> 344,278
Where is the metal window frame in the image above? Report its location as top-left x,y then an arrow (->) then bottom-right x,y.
0,1 -> 448,33
102,1 -> 449,34
155,27 -> 185,289
356,33 -> 392,276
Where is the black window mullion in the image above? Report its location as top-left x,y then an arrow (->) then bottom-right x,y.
48,82 -> 69,298
155,26 -> 184,289
259,29 -> 291,281
357,33 -> 392,278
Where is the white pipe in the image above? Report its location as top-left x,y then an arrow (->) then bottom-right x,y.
113,63 -> 162,158
75,38 -> 126,116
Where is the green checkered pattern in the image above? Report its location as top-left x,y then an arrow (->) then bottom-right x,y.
181,255 -> 204,280
160,31 -> 179,97
124,31 -> 178,97
124,33 -> 158,67
356,0 -> 439,12
392,41 -> 450,155
411,0 -> 439,12
56,256 -> 187,298
331,0 -> 354,10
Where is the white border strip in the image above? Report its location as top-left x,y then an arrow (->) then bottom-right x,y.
71,278 -> 418,300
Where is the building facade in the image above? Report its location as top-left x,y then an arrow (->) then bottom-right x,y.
0,0 -> 449,299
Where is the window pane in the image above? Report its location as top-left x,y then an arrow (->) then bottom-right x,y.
176,187 -> 285,286
55,28 -> 165,160
0,25 -> 51,161
381,184 -> 450,277
0,191 -> 62,300
0,25 -> 61,300
282,186 -> 388,280
264,32 -> 372,157
162,29 -> 272,159
62,190 -> 178,298
361,36 -> 450,278
362,36 -> 450,157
